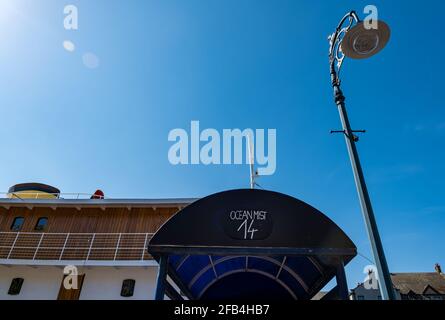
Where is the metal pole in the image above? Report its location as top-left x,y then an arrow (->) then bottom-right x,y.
332,83 -> 396,300
155,255 -> 168,300
335,259 -> 349,300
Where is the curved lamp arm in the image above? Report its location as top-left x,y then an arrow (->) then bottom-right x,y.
328,11 -> 360,86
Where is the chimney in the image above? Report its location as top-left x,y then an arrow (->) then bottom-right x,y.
435,263 -> 442,274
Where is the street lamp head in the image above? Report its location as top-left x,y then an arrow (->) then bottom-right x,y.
341,21 -> 390,59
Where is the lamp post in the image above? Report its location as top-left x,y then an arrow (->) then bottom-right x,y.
328,11 -> 396,300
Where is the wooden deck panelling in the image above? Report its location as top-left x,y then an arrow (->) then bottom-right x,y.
0,205 -> 180,261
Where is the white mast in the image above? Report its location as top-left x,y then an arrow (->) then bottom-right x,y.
247,134 -> 255,189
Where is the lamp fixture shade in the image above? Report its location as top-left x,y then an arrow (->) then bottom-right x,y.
341,20 -> 390,59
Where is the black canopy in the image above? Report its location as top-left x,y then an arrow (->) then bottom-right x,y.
148,189 -> 356,300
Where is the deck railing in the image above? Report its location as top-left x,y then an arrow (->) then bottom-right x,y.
0,232 -> 154,261
0,192 -> 107,200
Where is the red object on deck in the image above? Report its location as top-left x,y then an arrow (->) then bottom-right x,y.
91,189 -> 105,199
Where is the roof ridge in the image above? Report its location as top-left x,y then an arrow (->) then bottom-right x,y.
392,272 -> 440,275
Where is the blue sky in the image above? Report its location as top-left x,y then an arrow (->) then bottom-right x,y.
1,0 -> 444,289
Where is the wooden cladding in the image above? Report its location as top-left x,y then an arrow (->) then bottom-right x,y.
0,206 -> 178,234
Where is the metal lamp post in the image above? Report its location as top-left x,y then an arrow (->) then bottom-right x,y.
328,11 -> 396,300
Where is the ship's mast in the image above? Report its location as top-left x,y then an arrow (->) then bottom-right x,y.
247,135 -> 256,189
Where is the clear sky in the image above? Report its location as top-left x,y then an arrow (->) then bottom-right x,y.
1,0 -> 444,289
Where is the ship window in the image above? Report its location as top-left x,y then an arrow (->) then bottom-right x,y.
121,279 -> 136,297
34,217 -> 48,231
8,278 -> 24,295
10,217 -> 25,231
